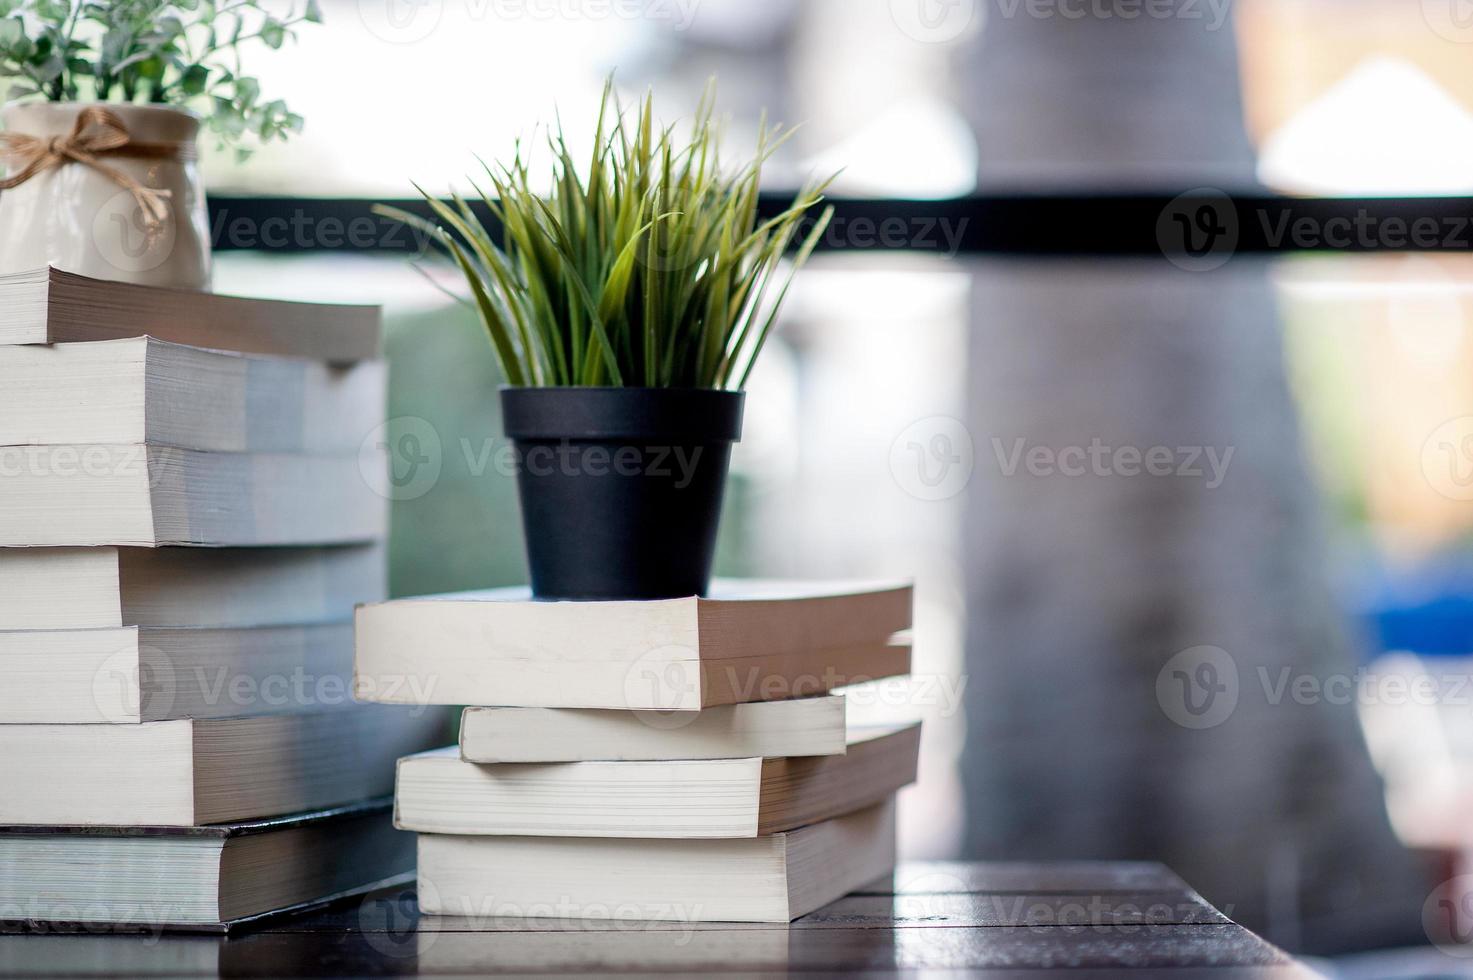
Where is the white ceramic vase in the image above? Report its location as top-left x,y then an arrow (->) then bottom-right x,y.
0,102 -> 211,290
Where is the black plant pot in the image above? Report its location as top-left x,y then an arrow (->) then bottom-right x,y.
501,386 -> 744,600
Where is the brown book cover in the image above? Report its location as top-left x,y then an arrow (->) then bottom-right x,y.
0,267 -> 381,363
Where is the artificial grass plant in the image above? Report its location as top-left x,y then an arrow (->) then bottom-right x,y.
379,79 -> 834,390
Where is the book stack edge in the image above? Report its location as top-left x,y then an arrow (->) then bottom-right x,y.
0,269 -> 446,932
355,580 -> 921,924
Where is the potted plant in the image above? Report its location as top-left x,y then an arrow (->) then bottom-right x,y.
0,0 -> 316,288
385,81 -> 833,600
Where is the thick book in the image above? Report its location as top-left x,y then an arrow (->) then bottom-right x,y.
0,706 -> 447,826
0,622 -> 354,723
418,797 -> 896,924
0,446 -> 386,547
355,580 -> 912,710
0,266 -> 380,362
396,722 -> 919,838
458,694 -> 847,763
0,799 -> 412,933
0,544 -> 385,630
0,337 -> 385,452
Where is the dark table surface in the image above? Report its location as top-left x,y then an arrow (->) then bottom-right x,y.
0,860 -> 1316,978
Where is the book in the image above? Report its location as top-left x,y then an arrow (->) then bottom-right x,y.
0,799 -> 412,932
0,267 -> 380,363
458,694 -> 847,763
0,446 -> 386,547
417,797 -> 896,924
395,722 -> 919,838
355,580 -> 912,710
0,706 -> 448,826
0,622 -> 354,723
0,544 -> 385,630
0,337 -> 385,453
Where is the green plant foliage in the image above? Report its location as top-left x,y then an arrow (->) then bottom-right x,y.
380,79 -> 835,390
0,0 -> 317,156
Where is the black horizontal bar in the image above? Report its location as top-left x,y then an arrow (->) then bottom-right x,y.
205,194 -> 1473,258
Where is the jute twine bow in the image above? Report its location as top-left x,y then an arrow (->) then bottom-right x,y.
0,106 -> 191,230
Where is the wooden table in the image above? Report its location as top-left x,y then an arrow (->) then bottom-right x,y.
0,861 -> 1315,977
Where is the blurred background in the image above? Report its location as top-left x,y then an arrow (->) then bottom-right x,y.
206,0 -> 1473,967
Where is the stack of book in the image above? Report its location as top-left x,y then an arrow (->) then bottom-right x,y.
0,269 -> 447,932
354,580 -> 921,923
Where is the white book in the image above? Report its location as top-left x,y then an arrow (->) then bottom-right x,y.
396,723 -> 919,838
0,337 -> 385,453
0,799 -> 411,931
356,580 -> 912,710
418,797 -> 897,924
458,694 -> 847,763
0,544 -> 385,630
0,446 -> 386,547
0,706 -> 447,826
0,622 -> 354,723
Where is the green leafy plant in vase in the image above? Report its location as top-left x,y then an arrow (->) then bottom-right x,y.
384,80 -> 834,599
0,0 -> 318,288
